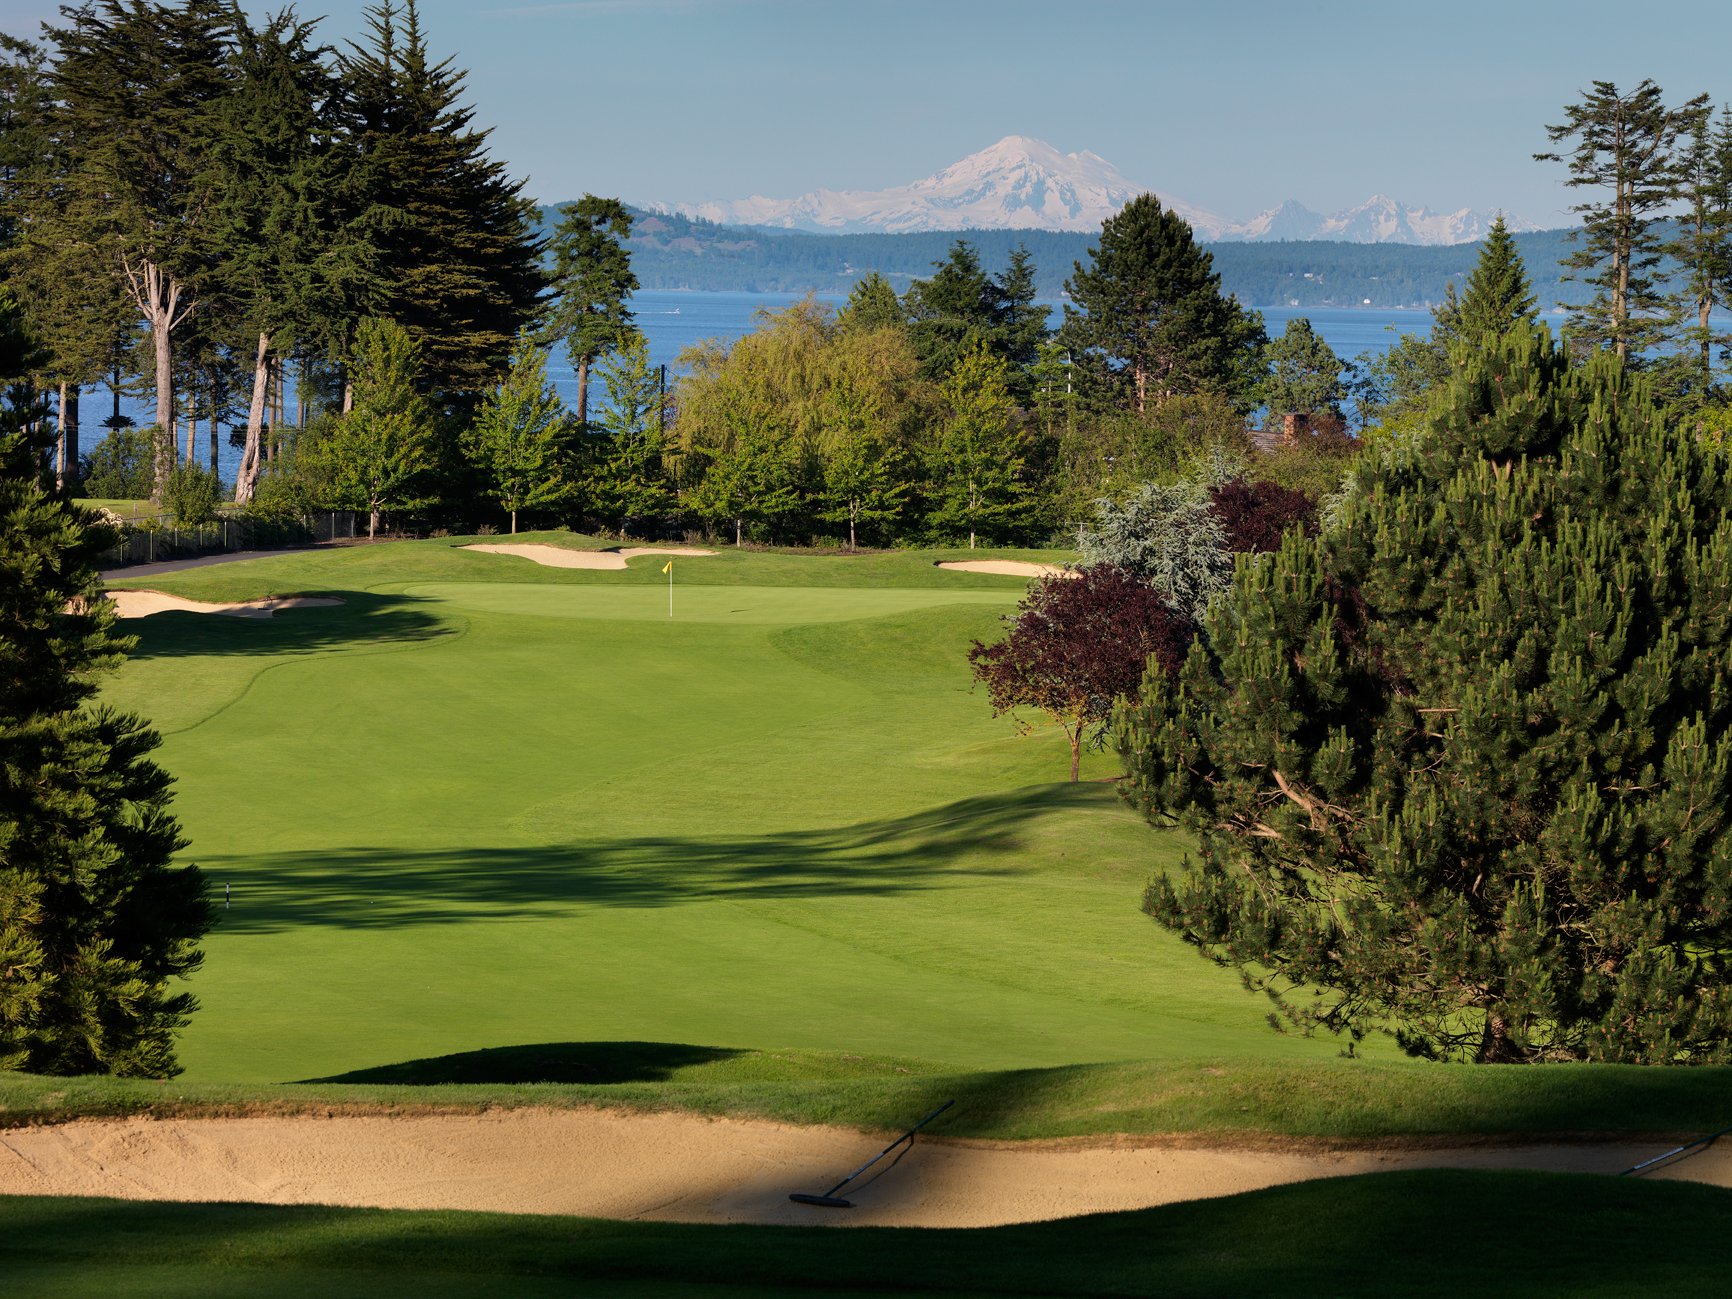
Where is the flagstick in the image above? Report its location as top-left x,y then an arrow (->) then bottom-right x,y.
668,562 -> 674,619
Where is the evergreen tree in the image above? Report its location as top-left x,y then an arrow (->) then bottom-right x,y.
332,0 -> 543,400
1455,215 -> 1539,342
1663,105 -> 1732,407
44,0 -> 235,496
466,335 -> 571,533
903,240 -> 1001,381
837,271 -> 904,332
1060,194 -> 1266,417
314,315 -> 435,537
1260,317 -> 1345,419
927,345 -> 1028,548
1028,339 -> 1075,441
1538,80 -> 1708,361
1119,325 -> 1732,1064
996,245 -> 1048,399
1354,225 -> 1535,435
542,194 -> 639,428
215,7 -> 336,504
0,291 -> 209,1076
588,334 -> 671,537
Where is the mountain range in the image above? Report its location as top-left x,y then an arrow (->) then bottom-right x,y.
659,136 -> 1536,247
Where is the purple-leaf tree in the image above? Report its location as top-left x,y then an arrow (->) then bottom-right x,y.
968,565 -> 1192,782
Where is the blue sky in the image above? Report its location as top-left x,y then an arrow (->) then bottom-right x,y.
5,0 -> 1730,225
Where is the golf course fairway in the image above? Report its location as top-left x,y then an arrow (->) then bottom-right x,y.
92,537 -> 1343,1083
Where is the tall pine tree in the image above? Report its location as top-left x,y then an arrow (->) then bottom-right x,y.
1538,80 -> 1707,361
332,0 -> 542,400
1119,326 -> 1732,1064
541,194 -> 639,429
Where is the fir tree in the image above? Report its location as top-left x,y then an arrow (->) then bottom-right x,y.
1261,317 -> 1345,419
0,291 -> 209,1076
542,194 -> 639,428
1662,105 -> 1732,408
214,7 -> 336,504
1077,479 -> 1230,619
1537,80 -> 1708,361
1060,194 -> 1266,417
588,334 -> 671,537
903,240 -> 1001,381
1454,215 -> 1539,342
314,315 -> 435,537
1119,325 -> 1732,1064
466,335 -> 571,533
332,0 -> 542,399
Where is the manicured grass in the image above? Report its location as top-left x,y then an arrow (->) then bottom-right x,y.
66,532 -> 1732,1145
5,1173 -> 1729,1297
100,534 -> 1343,1085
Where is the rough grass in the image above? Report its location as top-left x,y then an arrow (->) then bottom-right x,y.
6,1051 -> 1730,1143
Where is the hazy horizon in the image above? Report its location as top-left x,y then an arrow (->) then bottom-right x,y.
1,0 -> 1727,224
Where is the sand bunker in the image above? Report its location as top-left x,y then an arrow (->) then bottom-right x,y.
936,560 -> 1077,578
106,590 -> 344,619
463,544 -> 716,570
1,1109 -> 1725,1228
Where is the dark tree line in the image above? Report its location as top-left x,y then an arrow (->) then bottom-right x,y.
0,0 -> 543,506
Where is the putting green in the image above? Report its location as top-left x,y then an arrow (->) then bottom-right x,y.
400,580 -> 1018,623
97,541 -> 1350,1083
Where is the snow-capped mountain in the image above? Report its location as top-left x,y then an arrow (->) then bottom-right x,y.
659,137 -> 1534,245
668,135 -> 1233,237
1219,194 -> 1531,245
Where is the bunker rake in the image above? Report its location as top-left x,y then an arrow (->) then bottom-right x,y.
789,1100 -> 955,1209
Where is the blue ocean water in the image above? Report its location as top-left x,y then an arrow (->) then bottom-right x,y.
75,291 -> 1435,486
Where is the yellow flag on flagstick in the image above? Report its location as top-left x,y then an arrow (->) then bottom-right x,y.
662,561 -> 673,574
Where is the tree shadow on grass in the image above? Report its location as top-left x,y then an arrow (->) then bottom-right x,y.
118,591 -> 452,660
303,1041 -> 744,1086
204,787 -> 1080,933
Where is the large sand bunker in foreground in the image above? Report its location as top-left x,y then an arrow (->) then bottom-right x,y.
0,1109 -> 1723,1228
463,543 -> 716,570
936,560 -> 1077,578
106,590 -> 344,619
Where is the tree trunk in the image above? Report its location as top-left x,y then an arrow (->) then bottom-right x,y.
235,332 -> 270,505
1476,1010 -> 1517,1063
511,508 -> 517,535
120,258 -> 188,502
64,387 -> 79,492
1069,733 -> 1081,783
577,357 -> 590,427
734,516 -> 742,547
369,508 -> 379,540
969,529 -> 976,550
152,317 -> 175,497
55,381 -> 67,492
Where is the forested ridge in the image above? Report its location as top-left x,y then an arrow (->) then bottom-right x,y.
583,204 -> 1585,308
